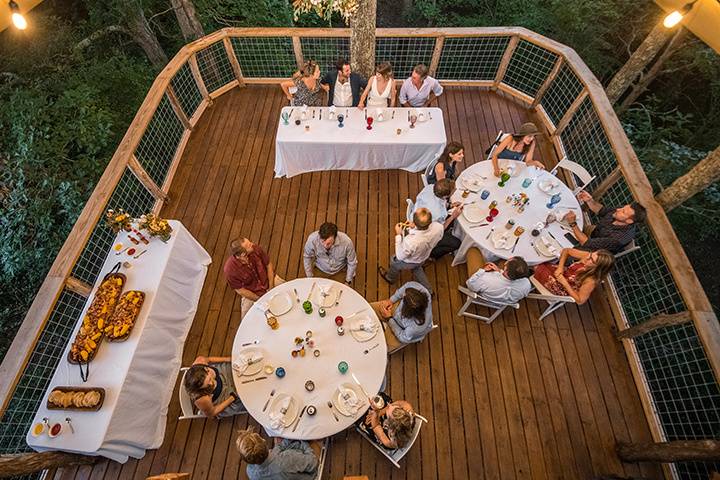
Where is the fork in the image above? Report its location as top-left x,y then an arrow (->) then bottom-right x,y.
327,401 -> 339,421
262,389 -> 276,412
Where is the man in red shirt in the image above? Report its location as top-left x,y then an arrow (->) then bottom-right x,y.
224,238 -> 283,318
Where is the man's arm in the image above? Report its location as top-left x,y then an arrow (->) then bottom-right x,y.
424,92 -> 437,107
345,241 -> 358,283
577,191 -> 603,214
235,288 -> 259,301
570,223 -> 589,245
303,238 -> 315,277
398,81 -> 409,106
267,262 -> 275,289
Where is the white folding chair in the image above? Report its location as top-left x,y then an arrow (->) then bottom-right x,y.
314,437 -> 329,480
405,198 -> 414,222
356,413 -> 428,468
485,131 -> 509,162
550,157 -> 596,195
614,239 -> 641,260
457,285 -> 519,324
178,367 -> 205,420
421,159 -> 437,187
526,276 -> 576,321
385,324 -> 439,355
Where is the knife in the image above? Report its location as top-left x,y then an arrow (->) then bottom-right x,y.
511,237 -> 520,253
262,389 -> 276,412
469,223 -> 490,229
292,405 -> 307,432
312,109 -> 315,119
391,110 -> 395,119
335,290 -> 343,306
293,288 -> 300,303
241,376 -> 267,384
319,109 -> 322,120
307,282 -> 316,301
485,227 -> 495,240
546,230 -> 561,244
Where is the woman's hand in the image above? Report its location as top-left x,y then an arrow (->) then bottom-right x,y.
554,265 -> 564,279
527,160 -> 545,170
493,167 -> 501,177
357,103 -> 364,110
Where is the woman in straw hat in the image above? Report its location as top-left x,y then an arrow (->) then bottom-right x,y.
491,122 -> 544,176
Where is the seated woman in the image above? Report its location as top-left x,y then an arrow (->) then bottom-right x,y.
357,392 -> 416,449
370,281 -> 433,353
280,59 -> 328,107
491,122 -> 544,176
427,141 -> 464,184
184,356 -> 245,419
533,248 -> 614,305
358,62 -> 396,108
237,428 -> 320,480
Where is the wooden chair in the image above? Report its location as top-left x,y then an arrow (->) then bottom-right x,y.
485,130 -> 508,162
550,157 -> 596,195
356,413 -> 428,468
315,437 -> 329,480
405,198 -> 414,222
526,276 -> 576,321
614,239 -> 641,260
457,285 -> 519,324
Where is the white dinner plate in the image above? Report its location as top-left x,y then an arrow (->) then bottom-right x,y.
538,178 -> 562,195
349,316 -> 379,342
332,383 -> 365,417
312,283 -> 337,308
534,234 -> 561,258
463,204 -> 486,223
268,292 -> 293,316
234,347 -> 265,376
269,393 -> 299,427
457,175 -> 483,193
491,229 -> 514,250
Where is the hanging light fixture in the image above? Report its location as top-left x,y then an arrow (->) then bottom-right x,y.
663,0 -> 699,28
8,0 -> 27,29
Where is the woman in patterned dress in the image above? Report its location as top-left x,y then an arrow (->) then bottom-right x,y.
533,248 -> 614,305
280,59 -> 328,107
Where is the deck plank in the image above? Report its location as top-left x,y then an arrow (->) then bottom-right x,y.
54,86 -> 661,480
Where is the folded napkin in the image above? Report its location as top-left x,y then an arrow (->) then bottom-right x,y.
540,236 -> 558,256
329,106 -> 336,112
352,321 -> 377,333
256,301 -> 269,313
233,352 -> 263,374
339,387 -> 362,414
269,396 -> 291,429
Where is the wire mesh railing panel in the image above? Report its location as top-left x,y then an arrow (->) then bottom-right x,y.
170,62 -> 203,119
300,37 -> 350,76
375,37 -> 435,79
71,169 -> 156,285
195,41 -> 235,93
435,36 -> 510,81
539,63 -> 583,126
230,37 -> 296,78
0,290 -> 87,455
135,95 -> 184,187
560,96 -> 618,184
503,39 -> 557,97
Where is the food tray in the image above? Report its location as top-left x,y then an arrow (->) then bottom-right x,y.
47,386 -> 106,411
105,290 -> 145,342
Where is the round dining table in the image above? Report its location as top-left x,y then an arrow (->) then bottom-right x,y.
231,278 -> 387,440
450,159 -> 584,267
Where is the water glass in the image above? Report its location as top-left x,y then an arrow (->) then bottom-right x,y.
522,177 -> 532,188
281,111 -> 290,125
480,190 -> 490,200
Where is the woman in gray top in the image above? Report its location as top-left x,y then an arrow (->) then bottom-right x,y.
184,356 -> 245,419
370,281 -> 433,352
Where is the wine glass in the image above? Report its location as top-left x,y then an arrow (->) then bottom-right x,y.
337,114 -> 345,128
281,111 -> 290,125
366,116 -> 374,130
409,114 -> 417,129
498,171 -> 511,187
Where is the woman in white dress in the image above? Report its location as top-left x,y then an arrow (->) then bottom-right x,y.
358,62 -> 396,109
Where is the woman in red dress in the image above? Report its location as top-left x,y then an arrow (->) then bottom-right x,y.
533,248 -> 614,304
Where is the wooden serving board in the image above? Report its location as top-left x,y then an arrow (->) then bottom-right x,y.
46,386 -> 106,411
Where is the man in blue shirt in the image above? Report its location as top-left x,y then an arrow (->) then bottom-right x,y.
238,428 -> 321,480
413,178 -> 463,260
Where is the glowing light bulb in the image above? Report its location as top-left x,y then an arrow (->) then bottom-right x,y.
11,11 -> 27,29
663,10 -> 683,28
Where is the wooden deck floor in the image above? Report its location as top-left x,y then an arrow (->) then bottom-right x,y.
54,86 -> 662,480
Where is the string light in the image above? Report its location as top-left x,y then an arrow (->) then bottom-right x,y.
663,1 -> 698,28
8,0 -> 27,30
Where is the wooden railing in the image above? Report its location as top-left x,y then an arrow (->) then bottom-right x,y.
1,27 -> 717,478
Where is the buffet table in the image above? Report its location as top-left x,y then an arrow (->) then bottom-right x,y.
26,221 -> 211,463
232,278 -> 387,439
274,107 -> 446,178
450,160 -> 584,266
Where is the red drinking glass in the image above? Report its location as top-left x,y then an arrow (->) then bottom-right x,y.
366,117 -> 374,130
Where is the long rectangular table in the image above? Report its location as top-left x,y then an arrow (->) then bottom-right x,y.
26,220 -> 211,463
274,107 -> 446,178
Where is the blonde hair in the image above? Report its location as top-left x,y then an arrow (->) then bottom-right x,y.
385,408 -> 415,448
236,428 -> 268,464
577,249 -> 614,285
376,62 -> 393,79
298,60 -> 319,78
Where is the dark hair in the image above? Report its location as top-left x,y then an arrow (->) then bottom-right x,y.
184,364 -> 213,400
505,257 -> 531,281
335,58 -> 350,72
413,63 -> 428,78
630,202 -> 647,223
230,238 -> 247,257
319,222 -> 338,240
376,62 -> 393,78
401,287 -> 428,326
412,208 -> 432,230
433,178 -> 454,199
437,141 -> 464,173
510,134 -> 533,155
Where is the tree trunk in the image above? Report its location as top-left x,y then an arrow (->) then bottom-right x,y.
0,452 -> 96,478
170,0 -> 204,42
656,144 -> 720,212
616,27 -> 687,115
605,21 -> 673,105
122,0 -> 168,69
73,25 -> 131,56
617,440 -> 720,463
350,0 -> 377,80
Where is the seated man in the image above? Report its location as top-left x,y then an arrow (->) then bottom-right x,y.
414,179 -> 463,260
565,191 -> 646,254
399,63 -> 444,108
223,238 -> 283,318
237,428 -> 321,480
465,247 -> 532,304
378,208 -> 443,293
321,58 -> 367,107
303,222 -> 358,285
371,281 -> 433,353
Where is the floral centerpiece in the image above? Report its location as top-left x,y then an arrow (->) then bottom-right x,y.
138,213 -> 173,242
104,209 -> 133,233
292,0 -> 358,22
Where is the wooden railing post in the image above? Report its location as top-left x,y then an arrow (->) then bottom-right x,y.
531,57 -> 563,109
0,452 -> 97,477
128,155 -> 169,202
188,53 -> 210,102
292,36 -> 304,69
551,89 -> 587,137
222,37 -> 245,87
492,35 -> 519,90
616,311 -> 692,340
165,85 -> 192,131
617,439 -> 720,463
428,36 -> 445,78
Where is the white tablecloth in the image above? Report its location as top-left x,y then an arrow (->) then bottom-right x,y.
450,160 -> 584,266
232,278 -> 387,439
26,221 -> 211,463
274,107 -> 446,178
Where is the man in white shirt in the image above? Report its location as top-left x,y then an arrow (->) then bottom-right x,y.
399,63 -> 444,108
414,178 -> 464,260
465,247 -> 532,304
378,208 -> 443,293
321,58 -> 367,107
